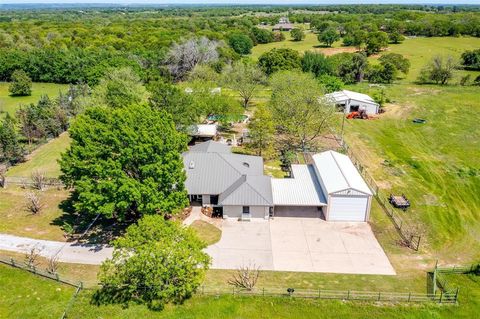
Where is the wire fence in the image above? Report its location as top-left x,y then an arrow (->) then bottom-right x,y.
334,137 -> 422,251
1,176 -> 64,188
199,286 -> 457,304
432,261 -> 480,295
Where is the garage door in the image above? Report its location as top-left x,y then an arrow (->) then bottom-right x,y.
328,196 -> 368,221
274,206 -> 324,218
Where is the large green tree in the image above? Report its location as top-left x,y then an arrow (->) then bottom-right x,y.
318,27 -> 340,47
222,61 -> 266,108
8,69 -> 32,96
365,31 -> 389,56
95,215 -> 210,310
248,105 -> 275,157
147,81 -> 198,128
228,33 -> 254,55
92,67 -> 146,108
290,28 -> 305,41
258,48 -> 301,75
269,71 -> 335,151
0,114 -> 24,164
60,104 -> 189,221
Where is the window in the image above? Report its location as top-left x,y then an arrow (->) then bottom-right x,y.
242,206 -> 250,215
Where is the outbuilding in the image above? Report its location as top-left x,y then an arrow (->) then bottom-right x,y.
326,90 -> 379,115
312,151 -> 373,222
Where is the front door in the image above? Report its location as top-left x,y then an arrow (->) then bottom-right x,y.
242,206 -> 250,219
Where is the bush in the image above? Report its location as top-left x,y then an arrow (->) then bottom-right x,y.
251,27 -> 274,44
258,48 -> 301,75
301,51 -> 332,77
366,62 -> 397,84
461,49 -> 480,70
318,74 -> 344,93
8,69 -> 32,96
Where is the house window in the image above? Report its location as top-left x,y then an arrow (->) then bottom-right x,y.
210,195 -> 219,205
242,206 -> 250,215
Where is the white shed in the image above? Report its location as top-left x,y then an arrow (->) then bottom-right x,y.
326,90 -> 379,115
312,151 -> 373,222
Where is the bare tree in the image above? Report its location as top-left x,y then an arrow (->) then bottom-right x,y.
46,254 -> 60,274
228,264 -> 260,291
166,37 -> 220,80
25,191 -> 43,214
24,247 -> 41,269
31,170 -> 47,191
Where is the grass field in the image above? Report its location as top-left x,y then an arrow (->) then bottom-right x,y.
0,264 -> 75,318
6,132 -> 71,178
1,262 -> 478,319
190,220 -> 222,246
0,185 -> 70,241
344,83 -> 480,261
0,82 -> 68,116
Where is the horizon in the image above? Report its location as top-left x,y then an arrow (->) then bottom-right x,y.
2,1 -> 480,5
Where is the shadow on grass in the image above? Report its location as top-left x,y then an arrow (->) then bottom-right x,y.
51,191 -> 128,245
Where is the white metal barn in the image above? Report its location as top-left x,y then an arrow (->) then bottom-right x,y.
312,151 -> 373,222
326,90 -> 379,115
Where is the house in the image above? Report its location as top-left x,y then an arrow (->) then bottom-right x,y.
183,140 -> 273,219
183,141 -> 373,222
272,17 -> 294,31
325,90 -> 379,115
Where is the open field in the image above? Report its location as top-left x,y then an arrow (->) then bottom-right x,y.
251,31 -> 348,60
344,83 -> 480,261
0,263 -> 75,318
1,261 -> 478,319
376,37 -> 480,82
6,132 -> 71,178
0,185 -> 69,241
0,82 -> 68,116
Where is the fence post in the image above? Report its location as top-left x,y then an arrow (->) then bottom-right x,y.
202,285 -> 204,295
377,292 -> 381,301
232,286 -> 235,296
347,290 -> 350,300
433,260 -> 438,295
263,287 -> 265,297
318,289 -> 321,298
408,292 -> 411,302
455,288 -> 459,303
10,257 -> 14,266
439,290 -> 443,303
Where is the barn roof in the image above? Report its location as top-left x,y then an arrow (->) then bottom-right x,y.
312,151 -> 372,195
326,90 -> 378,105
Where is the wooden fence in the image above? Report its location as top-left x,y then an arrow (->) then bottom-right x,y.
1,176 -> 64,188
199,286 -> 457,304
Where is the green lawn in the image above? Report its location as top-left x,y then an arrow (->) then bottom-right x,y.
375,37 -> 480,83
6,132 -> 71,178
0,82 -> 68,116
0,185 -> 70,241
190,220 -> 222,246
344,83 -> 480,261
251,31 -> 349,60
0,264 -> 75,318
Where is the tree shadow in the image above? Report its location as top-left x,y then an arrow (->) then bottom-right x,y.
51,191 -> 128,245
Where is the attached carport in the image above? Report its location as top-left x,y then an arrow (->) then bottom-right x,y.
271,165 -> 327,218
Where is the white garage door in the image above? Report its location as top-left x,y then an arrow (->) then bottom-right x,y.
328,196 -> 368,222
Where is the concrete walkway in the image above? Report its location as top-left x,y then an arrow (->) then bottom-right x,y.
0,234 -> 112,265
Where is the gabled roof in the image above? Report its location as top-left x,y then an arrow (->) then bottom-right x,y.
189,140 -> 230,153
272,165 -> 327,206
312,151 -> 372,195
326,90 -> 378,105
183,142 -> 264,195
219,175 -> 273,206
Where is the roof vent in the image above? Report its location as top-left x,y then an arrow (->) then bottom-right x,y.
189,161 -> 195,169
242,162 -> 250,168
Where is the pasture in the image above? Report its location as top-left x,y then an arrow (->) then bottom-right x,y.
0,82 -> 68,116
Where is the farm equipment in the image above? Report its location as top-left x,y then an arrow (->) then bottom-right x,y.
413,118 -> 427,124
347,109 -> 369,120
389,194 -> 411,211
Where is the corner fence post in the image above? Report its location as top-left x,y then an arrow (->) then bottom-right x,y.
455,288 -> 459,303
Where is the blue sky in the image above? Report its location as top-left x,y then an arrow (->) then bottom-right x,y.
3,1 -> 480,5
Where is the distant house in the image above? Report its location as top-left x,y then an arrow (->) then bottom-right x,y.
325,90 -> 380,115
183,141 -> 373,222
272,16 -> 294,31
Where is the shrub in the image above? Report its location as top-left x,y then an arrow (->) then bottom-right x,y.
9,69 -> 32,96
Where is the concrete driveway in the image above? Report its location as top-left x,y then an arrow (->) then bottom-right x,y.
205,217 -> 395,275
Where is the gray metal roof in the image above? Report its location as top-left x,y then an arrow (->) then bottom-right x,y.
183,143 -> 264,195
312,151 -> 372,195
272,165 -> 327,206
188,140 -> 231,153
219,175 -> 273,206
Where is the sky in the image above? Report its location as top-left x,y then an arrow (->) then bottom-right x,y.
2,1 -> 480,5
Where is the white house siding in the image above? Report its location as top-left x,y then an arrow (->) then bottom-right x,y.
327,195 -> 369,222
223,206 -> 269,219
